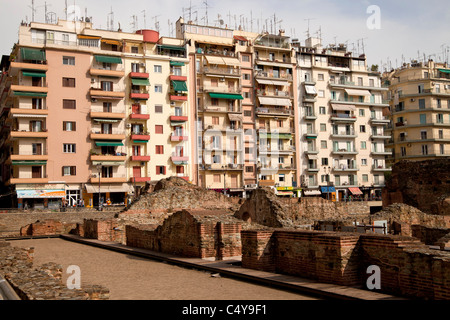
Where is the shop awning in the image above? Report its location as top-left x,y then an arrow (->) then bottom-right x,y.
13,92 -> 47,97
438,69 -> 450,74
304,190 -> 321,196
170,61 -> 185,66
321,186 -> 336,193
85,183 -> 134,194
258,97 -> 292,106
256,79 -> 288,87
131,78 -> 150,86
22,71 -> 46,78
305,85 -> 317,95
331,104 -> 356,111
93,119 -> 120,123
172,80 -> 188,92
345,88 -> 372,96
20,48 -> 46,61
158,45 -> 185,51
348,187 -> 363,195
277,191 -> 293,196
209,92 -> 243,100
94,55 -> 122,64
95,141 -> 124,147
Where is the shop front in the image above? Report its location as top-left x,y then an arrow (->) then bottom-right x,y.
84,183 -> 134,208
17,188 -> 65,209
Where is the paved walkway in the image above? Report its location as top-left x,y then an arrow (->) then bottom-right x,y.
59,235 -> 405,300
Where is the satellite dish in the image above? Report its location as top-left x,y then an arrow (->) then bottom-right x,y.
219,19 -> 224,25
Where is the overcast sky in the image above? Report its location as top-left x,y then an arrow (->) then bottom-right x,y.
1,0 -> 449,70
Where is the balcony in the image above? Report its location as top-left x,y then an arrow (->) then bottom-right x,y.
90,68 -> 125,78
130,72 -> 150,79
255,71 -> 293,82
259,180 -> 276,187
331,114 -> 357,122
256,89 -> 292,99
130,90 -> 149,100
90,108 -> 126,120
306,166 -> 319,172
304,112 -> 317,120
372,165 -> 392,172
90,89 -> 125,100
10,107 -> 48,117
90,155 -> 127,162
169,75 -> 188,82
90,175 -> 128,184
256,107 -> 293,117
203,67 -> 241,77
131,133 -> 150,141
305,148 -> 319,155
10,130 -> 48,139
371,133 -> 391,140
369,117 -> 391,125
9,152 -> 49,162
331,98 -> 389,107
90,130 -> 126,141
332,148 -> 358,155
130,155 -> 151,162
331,131 -> 357,139
11,61 -> 48,72
129,113 -> 150,120
171,135 -> 189,142
9,177 -> 49,185
130,177 -> 152,183
170,115 -> 188,122
169,93 -> 188,101
332,165 -> 359,172
171,155 -> 189,164
371,150 -> 393,156
11,84 -> 48,94
302,95 -> 317,103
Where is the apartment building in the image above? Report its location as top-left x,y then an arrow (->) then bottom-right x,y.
176,18 -> 300,198
0,20 -> 191,209
383,60 -> 450,163
294,37 -> 391,201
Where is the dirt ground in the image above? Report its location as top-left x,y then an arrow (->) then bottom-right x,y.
10,238 -> 318,300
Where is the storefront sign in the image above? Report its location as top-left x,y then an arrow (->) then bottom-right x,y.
17,189 -> 65,199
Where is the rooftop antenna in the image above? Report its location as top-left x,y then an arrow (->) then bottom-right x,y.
203,0 -> 209,26
28,0 -> 36,22
65,0 -> 68,20
360,37 -> 368,54
239,14 -> 244,30
130,15 -> 138,32
250,11 -> 254,32
152,15 -> 161,33
304,18 -> 316,38
227,11 -> 232,27
142,10 -> 147,29
107,7 -> 114,31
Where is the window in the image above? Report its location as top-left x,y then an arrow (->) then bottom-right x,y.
437,99 -> 442,108
422,145 -> 428,155
62,33 -> 70,45
155,145 -> 164,154
360,125 -> 366,133
101,81 -> 113,91
155,105 -> 163,113
369,79 -> 375,87
63,56 -> 75,65
279,174 -> 285,182
319,106 -> 326,114
242,55 -> 250,62
318,74 -> 324,81
321,158 -> 328,166
132,146 -> 141,156
63,144 -> 76,153
213,174 -> 221,183
361,141 -> 367,149
211,79 -> 218,87
244,110 -> 252,117
245,166 -> 254,173
154,85 -> 162,93
62,77 -> 76,87
63,99 -> 76,109
243,91 -> 251,99
32,143 -> 42,155
212,117 -> 219,125
359,109 -> 365,117
156,166 -> 166,175
320,124 -> 326,132
321,140 -> 327,149
362,174 -> 368,182
440,144 -> 445,155
32,98 -> 43,109
63,121 -> 76,132
30,120 -> 43,132
439,130 -> 444,139
420,131 -> 427,140
243,73 -> 251,80
155,125 -> 163,134
436,114 -> 444,123
361,159 -> 367,166
211,98 -> 219,106
318,90 -> 325,98
154,65 -> 162,73
212,154 -> 221,163
419,99 -> 426,109
131,46 -> 139,54
103,102 -> 112,113
62,166 -> 76,176
401,147 -> 407,157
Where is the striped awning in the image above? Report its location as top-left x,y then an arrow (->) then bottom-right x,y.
345,88 -> 371,96
258,97 -> 292,106
331,104 -> 356,111
348,187 -> 363,195
172,80 -> 188,92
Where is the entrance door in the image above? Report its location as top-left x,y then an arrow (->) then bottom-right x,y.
231,175 -> 238,188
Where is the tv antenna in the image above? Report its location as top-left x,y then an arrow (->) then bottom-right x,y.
304,18 -> 316,38
273,14 -> 282,33
203,0 -> 210,26
250,11 -> 254,32
152,15 -> 161,33
142,10 -> 147,29
214,14 -> 224,27
130,15 -> 138,32
29,0 -> 48,22
107,7 -> 114,31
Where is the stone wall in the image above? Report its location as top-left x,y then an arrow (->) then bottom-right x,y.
241,229 -> 450,299
411,225 -> 450,246
383,159 -> 450,216
0,241 -> 109,300
126,210 -> 242,260
235,188 -> 371,228
83,219 -> 125,244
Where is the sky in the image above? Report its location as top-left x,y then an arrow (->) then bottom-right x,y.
1,0 -> 449,70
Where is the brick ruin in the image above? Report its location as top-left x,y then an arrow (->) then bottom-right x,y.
383,159 -> 450,216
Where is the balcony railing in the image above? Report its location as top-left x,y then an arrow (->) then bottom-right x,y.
203,67 -> 241,76
255,71 -> 293,81
256,108 -> 293,116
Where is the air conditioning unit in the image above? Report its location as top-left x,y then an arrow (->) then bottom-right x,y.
411,99 -> 415,102
91,98 -> 97,103
126,124 -> 131,128
219,78 -> 225,82
170,102 -> 176,106
139,63 -> 145,67
140,162 -> 145,166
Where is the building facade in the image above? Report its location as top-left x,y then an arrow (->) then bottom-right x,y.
384,60 -> 450,163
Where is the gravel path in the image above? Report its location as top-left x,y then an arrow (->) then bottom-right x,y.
10,239 -> 318,300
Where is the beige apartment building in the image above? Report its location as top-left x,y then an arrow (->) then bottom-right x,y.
383,60 -> 450,163
294,37 -> 391,201
176,18 -> 299,198
0,19 -> 191,209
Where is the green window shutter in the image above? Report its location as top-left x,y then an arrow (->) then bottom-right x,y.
131,78 -> 150,86
20,48 -> 46,61
172,80 -> 188,92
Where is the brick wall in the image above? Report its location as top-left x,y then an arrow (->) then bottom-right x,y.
411,225 -> 450,245
125,210 -> 242,260
83,219 -> 125,244
241,229 -> 450,299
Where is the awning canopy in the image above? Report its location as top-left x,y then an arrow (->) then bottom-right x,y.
94,55 -> 122,64
92,161 -> 123,166
209,92 -> 243,100
12,114 -> 48,118
20,48 -> 46,62
172,80 -> 188,92
331,104 -> 356,111
93,119 -> 120,123
228,114 -> 243,122
256,79 -> 289,87
170,61 -> 185,66
222,57 -> 240,66
233,35 -> 248,42
305,85 -> 317,95
321,186 -> 336,193
78,35 -> 101,40
95,141 -> 124,147
258,97 -> 292,106
101,39 -> 122,46
307,154 -> 318,160
256,61 -> 293,69
304,190 -> 321,196
131,78 -> 150,86
22,71 -> 46,78
12,160 -> 47,166
13,92 -> 47,97
345,88 -> 372,96
158,45 -> 185,51
85,183 -> 134,194
438,69 -> 450,74
205,55 -> 226,65
348,187 -> 363,195
132,140 -> 148,144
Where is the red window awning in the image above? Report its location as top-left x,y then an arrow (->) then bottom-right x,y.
348,187 -> 363,195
